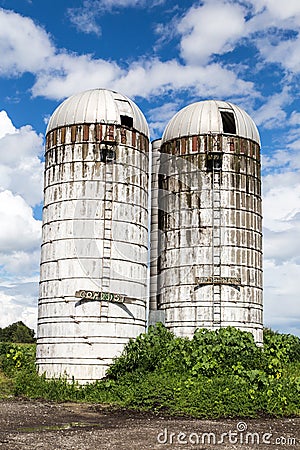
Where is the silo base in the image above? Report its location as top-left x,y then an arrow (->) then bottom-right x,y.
36,362 -> 109,384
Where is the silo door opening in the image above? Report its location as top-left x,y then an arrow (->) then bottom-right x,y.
220,111 -> 236,134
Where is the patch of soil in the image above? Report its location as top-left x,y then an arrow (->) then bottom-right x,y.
0,399 -> 299,449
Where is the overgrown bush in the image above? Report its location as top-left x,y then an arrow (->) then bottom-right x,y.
1,325 -> 299,418
108,325 -> 269,379
106,322 -> 175,378
263,328 -> 300,363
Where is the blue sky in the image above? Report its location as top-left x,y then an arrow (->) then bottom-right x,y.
0,0 -> 299,336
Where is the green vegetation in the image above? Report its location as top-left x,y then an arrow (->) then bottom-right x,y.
0,368 -> 13,398
0,325 -> 299,418
0,321 -> 35,343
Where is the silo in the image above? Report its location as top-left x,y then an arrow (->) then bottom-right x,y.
36,88 -> 149,382
152,100 -> 263,343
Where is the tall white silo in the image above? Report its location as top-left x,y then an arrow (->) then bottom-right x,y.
151,100 -> 263,343
36,88 -> 149,382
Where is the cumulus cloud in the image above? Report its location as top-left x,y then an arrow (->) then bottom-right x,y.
290,110 -> 300,125
0,8 -> 54,76
0,111 -> 42,331
31,54 -> 255,102
177,0 -> 245,65
244,0 -> 300,75
0,7 -> 257,104
262,158 -> 300,335
0,3 -> 300,108
264,260 -> 300,334
113,59 -> 255,100
262,143 -> 300,335
0,111 -> 44,206
263,171 -> 300,231
0,191 -> 41,254
0,110 -> 16,137
253,88 -> 291,129
32,53 -> 123,100
257,35 -> 300,73
250,0 -> 300,20
264,226 -> 300,265
0,190 -> 41,332
67,4 -> 102,36
0,283 -> 38,330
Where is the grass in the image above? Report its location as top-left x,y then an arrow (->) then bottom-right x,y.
0,368 -> 13,398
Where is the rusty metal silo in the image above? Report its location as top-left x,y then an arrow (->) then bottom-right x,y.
36,88 -> 149,382
151,100 -> 263,343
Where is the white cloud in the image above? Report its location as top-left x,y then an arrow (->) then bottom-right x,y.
0,4 -> 298,117
67,5 -> 102,36
244,1 -> 300,75
0,250 -> 41,275
290,110 -> 300,125
263,171 -> 300,232
0,110 -> 16,138
67,0 -> 165,35
114,59 -> 255,100
177,1 -> 246,65
0,8 -> 54,76
0,111 -> 42,331
0,284 -> 38,331
264,226 -> 300,265
173,0 -> 300,79
31,53 -> 255,103
0,191 -> 41,254
264,260 -> 300,334
0,191 -> 41,332
0,112 -> 44,206
147,102 -> 180,139
0,8 -> 256,104
32,53 -> 122,100
257,35 -> 300,73
250,0 -> 300,20
262,154 -> 300,335
253,88 -> 291,129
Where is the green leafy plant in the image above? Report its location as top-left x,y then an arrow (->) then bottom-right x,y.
0,325 -> 299,418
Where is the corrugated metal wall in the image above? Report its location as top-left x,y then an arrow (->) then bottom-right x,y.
153,133 -> 263,343
36,122 -> 149,382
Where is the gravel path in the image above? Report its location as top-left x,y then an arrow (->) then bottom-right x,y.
0,399 -> 299,449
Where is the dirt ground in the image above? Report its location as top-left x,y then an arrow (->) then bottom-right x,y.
0,399 -> 299,449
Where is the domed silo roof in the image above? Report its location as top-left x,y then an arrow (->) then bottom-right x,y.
162,100 -> 260,145
46,88 -> 149,137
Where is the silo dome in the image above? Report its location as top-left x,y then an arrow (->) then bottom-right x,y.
162,100 -> 260,145
47,88 -> 149,138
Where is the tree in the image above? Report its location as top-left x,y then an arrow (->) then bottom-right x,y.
0,321 -> 35,343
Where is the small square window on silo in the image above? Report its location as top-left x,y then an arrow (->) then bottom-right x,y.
220,111 -> 236,134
